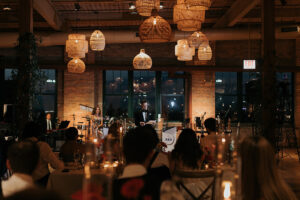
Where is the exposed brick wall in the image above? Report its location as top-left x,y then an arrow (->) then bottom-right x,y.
60,68 -> 103,127
57,70 -> 64,121
190,71 -> 215,122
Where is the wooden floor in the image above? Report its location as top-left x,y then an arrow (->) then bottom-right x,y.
278,149 -> 300,198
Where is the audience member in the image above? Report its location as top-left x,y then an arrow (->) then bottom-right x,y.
113,126 -> 162,200
60,127 -> 84,163
240,136 -> 297,200
170,128 -> 203,172
169,128 -> 212,200
201,118 -> 218,164
21,122 -> 64,187
143,124 -> 171,183
1,141 -> 39,197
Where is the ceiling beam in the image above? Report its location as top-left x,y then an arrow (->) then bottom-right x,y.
33,0 -> 63,31
213,0 -> 260,28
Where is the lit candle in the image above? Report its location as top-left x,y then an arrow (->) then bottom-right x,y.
223,181 -> 232,200
222,137 -> 226,143
205,164 -> 209,170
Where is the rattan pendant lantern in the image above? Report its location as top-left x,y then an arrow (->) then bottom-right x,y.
173,3 -> 205,31
198,42 -> 212,60
67,58 -> 86,73
66,34 -> 88,58
177,0 -> 211,9
90,30 -> 105,51
139,9 -> 172,43
187,31 -> 208,48
136,0 -> 160,16
133,49 -> 152,69
175,39 -> 195,61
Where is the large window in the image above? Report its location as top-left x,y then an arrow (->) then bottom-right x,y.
133,71 -> 156,113
215,72 -> 293,123
103,71 -> 129,117
103,71 -> 185,122
34,69 -> 57,114
161,72 -> 185,121
215,72 -> 238,122
2,69 -> 57,120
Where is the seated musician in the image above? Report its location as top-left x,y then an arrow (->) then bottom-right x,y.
59,127 -> 84,163
134,100 -> 155,127
43,113 -> 55,134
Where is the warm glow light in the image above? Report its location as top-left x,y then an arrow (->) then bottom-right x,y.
133,49 -> 152,69
222,138 -> 226,143
223,181 -> 232,199
66,34 -> 88,58
139,10 -> 171,43
93,138 -> 98,143
67,58 -> 85,73
175,39 -> 195,61
90,30 -> 105,51
173,4 -> 205,31
136,0 -> 160,17
153,18 -> 157,25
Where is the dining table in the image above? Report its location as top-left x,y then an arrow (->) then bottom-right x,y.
47,166 -> 110,200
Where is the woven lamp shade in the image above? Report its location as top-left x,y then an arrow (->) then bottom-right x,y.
90,30 -> 105,51
198,42 -> 212,61
177,0 -> 211,9
66,34 -> 88,58
173,4 -> 205,31
139,10 -> 172,43
133,49 -> 152,69
67,58 -> 86,73
187,31 -> 208,48
136,0 -> 160,17
175,39 -> 195,61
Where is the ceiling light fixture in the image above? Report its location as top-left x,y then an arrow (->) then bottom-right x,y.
160,2 -> 164,9
129,3 -> 136,10
3,5 -> 11,11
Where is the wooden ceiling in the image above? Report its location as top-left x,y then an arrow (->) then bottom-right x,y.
0,0 -> 300,32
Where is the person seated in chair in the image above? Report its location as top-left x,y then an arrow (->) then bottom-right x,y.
113,126 -> 163,200
1,141 -> 39,197
169,128 -> 213,200
60,127 -> 84,163
21,122 -> 64,187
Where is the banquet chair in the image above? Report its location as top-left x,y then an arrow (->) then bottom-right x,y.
173,169 -> 217,200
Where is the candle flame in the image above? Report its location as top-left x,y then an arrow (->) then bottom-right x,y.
222,138 -> 226,143
153,18 -> 157,25
223,182 -> 231,199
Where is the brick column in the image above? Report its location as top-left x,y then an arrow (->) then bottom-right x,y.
190,71 -> 215,123
63,68 -> 95,126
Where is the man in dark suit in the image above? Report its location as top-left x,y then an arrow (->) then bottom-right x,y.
134,100 -> 154,127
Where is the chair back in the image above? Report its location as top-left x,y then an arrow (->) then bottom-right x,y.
173,169 -> 217,200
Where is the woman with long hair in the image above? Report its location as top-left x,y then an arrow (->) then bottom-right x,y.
240,136 -> 297,200
91,105 -> 103,137
170,128 -> 203,171
168,129 -> 211,200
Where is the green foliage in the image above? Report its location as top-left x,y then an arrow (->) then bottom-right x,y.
12,33 -> 46,131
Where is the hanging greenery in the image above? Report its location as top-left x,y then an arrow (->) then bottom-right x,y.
12,32 -> 45,131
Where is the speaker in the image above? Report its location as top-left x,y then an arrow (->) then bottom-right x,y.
195,117 -> 201,128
